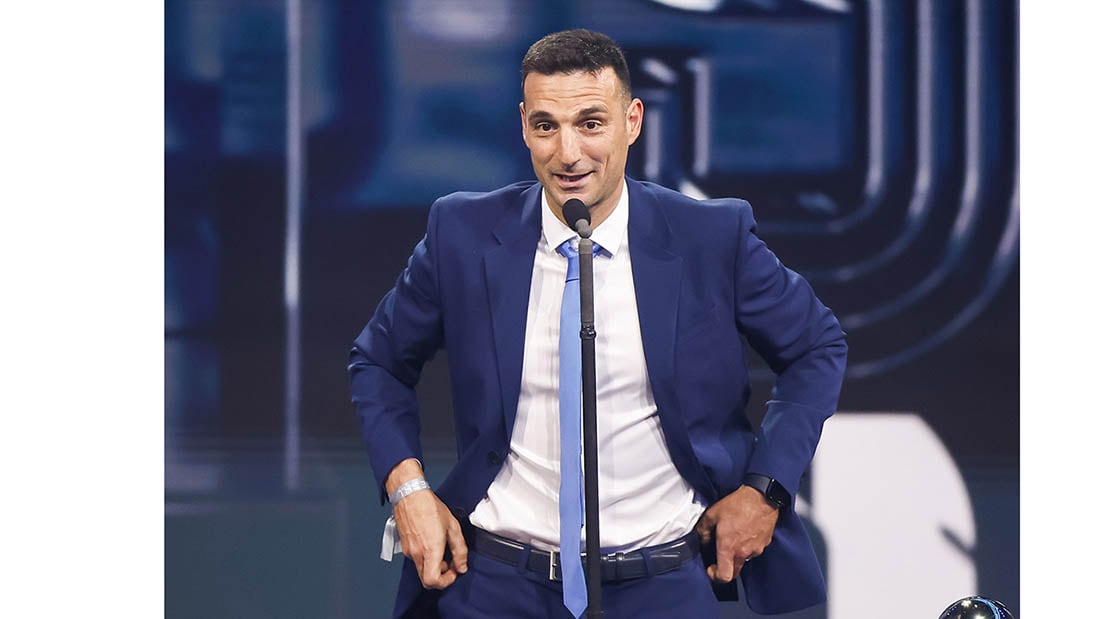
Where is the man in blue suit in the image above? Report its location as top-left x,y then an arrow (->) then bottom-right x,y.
349,29 -> 847,618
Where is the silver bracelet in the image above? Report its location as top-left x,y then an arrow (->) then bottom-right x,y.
389,477 -> 430,505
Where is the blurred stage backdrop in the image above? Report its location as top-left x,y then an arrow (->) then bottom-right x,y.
165,0 -> 1018,617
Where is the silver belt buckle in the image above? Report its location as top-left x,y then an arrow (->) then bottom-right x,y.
548,550 -> 561,581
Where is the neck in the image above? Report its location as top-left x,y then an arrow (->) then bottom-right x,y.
550,179 -> 625,231
588,183 -> 623,230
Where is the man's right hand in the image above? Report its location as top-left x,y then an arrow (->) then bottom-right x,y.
386,459 -> 469,589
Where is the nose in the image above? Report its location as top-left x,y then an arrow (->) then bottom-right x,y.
557,128 -> 582,169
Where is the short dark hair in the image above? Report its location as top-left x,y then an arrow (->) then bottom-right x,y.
520,29 -> 632,102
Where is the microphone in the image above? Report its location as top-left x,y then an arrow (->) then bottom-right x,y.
561,199 -> 592,238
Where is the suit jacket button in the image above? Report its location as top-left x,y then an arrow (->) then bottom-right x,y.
487,451 -> 501,465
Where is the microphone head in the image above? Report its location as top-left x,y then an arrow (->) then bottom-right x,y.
561,199 -> 590,232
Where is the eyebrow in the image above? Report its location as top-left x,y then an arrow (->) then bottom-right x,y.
577,105 -> 610,118
526,110 -> 554,124
526,105 -> 611,124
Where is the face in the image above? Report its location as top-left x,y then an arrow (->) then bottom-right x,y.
521,67 -> 643,228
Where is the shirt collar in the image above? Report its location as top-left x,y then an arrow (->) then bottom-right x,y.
540,180 -> 628,257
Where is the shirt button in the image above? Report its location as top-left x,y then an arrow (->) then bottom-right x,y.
487,451 -> 501,465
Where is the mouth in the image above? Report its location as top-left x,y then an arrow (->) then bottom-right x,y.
553,171 -> 592,188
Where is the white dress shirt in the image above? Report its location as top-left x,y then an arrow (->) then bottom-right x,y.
468,182 -> 705,552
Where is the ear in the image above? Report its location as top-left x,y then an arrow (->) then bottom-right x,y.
625,98 -> 644,146
519,101 -> 530,148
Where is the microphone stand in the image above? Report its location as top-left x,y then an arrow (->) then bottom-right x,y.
575,226 -> 603,618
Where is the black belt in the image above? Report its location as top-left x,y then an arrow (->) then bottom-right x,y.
466,525 -> 701,583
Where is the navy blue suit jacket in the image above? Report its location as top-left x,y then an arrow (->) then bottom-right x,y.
349,178 -> 847,616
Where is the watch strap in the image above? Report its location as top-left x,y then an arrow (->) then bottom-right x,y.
742,473 -> 790,509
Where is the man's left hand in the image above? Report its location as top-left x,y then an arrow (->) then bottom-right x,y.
695,485 -> 779,583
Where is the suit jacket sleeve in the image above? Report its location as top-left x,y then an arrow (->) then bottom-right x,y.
733,203 -> 848,501
347,200 -> 445,504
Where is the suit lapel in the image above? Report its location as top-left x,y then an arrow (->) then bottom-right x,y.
628,179 -> 682,416
628,180 -> 715,500
483,184 -> 542,440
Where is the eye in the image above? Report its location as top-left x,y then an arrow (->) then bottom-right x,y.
583,120 -> 602,131
534,122 -> 554,132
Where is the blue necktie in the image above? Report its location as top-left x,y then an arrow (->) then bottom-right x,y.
556,239 -> 601,619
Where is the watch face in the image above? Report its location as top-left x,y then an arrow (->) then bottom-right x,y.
768,480 -> 791,508
762,484 -> 782,507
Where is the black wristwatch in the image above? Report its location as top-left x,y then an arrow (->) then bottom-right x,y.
741,473 -> 791,510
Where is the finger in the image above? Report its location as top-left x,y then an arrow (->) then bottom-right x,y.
706,563 -> 732,583
714,544 -> 735,583
713,526 -> 733,572
447,519 -> 469,574
435,560 -> 458,589
730,556 -> 747,580
420,545 -> 445,588
716,559 -> 735,583
424,560 -> 457,590
695,516 -> 713,543
696,528 -> 711,544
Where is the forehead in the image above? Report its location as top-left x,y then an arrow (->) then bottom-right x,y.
522,68 -> 624,114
